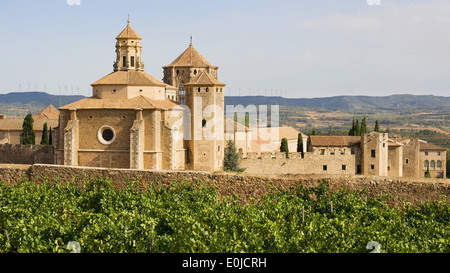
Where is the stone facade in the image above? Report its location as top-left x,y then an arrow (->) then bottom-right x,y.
54,20 -> 225,172
240,132 -> 447,179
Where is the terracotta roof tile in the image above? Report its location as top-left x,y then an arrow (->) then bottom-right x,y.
116,23 -> 141,40
58,95 -> 178,110
91,70 -> 167,87
34,104 -> 60,119
310,136 -> 361,147
163,43 -> 217,68
0,118 -> 58,131
420,142 -> 446,151
184,70 -> 225,86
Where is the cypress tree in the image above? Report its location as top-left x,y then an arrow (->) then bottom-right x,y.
280,138 -> 289,158
361,116 -> 368,135
297,133 -> 304,158
307,135 -> 312,152
40,122 -> 49,145
349,117 -> 355,136
355,119 -> 361,136
49,127 -> 53,145
374,120 -> 380,132
425,166 -> 431,178
223,140 -> 245,172
20,114 -> 36,145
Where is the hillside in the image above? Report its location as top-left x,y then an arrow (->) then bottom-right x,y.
224,94 -> 450,111
1,92 -> 449,112
0,92 -> 86,118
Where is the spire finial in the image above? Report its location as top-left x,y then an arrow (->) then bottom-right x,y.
127,15 -> 130,26
190,35 -> 192,45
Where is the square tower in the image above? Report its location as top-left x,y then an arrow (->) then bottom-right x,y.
184,71 -> 225,171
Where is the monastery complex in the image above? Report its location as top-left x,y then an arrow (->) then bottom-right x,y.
0,20 -> 446,179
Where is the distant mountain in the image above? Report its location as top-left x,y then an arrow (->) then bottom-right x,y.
0,92 -> 86,109
224,94 -> 450,110
1,92 -> 449,112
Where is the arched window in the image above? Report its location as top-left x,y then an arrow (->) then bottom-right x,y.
424,160 -> 429,168
437,160 -> 442,168
194,69 -> 197,75
431,160 -> 436,168
202,119 -> 207,128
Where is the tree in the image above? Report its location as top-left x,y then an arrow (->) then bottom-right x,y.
49,127 -> 53,145
349,118 -> 356,136
280,138 -> 289,158
425,166 -> 431,178
355,119 -> 361,136
374,120 -> 380,133
361,116 -> 368,135
40,122 -> 49,145
446,149 -> 450,178
20,114 -> 36,145
297,133 -> 304,158
223,140 -> 245,173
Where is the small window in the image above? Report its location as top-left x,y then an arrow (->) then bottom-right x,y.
198,87 -> 201,92
371,150 -> 376,158
202,119 -> 207,128
320,149 -> 325,155
176,70 -> 180,75
437,172 -> 442,178
218,146 -> 220,152
323,165 -> 327,171
123,56 -> 127,67
437,152 -> 441,156
130,56 -> 135,67
342,165 -> 346,171
425,151 -> 429,156
194,69 -> 197,75
112,89 -> 116,93
371,165 -> 375,170
406,159 -> 409,164
139,89 -> 143,93
102,129 -> 114,142
206,87 -> 209,92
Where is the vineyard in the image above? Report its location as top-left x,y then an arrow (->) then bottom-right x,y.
0,177 -> 449,253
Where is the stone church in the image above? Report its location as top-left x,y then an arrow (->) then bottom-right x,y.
55,20 -> 225,171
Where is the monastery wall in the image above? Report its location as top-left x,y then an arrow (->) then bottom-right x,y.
0,164 -> 449,208
0,144 -> 54,165
240,151 -> 358,176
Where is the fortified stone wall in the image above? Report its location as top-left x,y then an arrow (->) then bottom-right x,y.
1,164 -> 448,207
241,151 -> 357,176
0,145 -> 54,164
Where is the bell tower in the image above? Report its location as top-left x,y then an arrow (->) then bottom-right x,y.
113,18 -> 145,72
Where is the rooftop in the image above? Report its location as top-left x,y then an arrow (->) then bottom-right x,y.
58,95 -> 178,111
163,43 -> 217,69
310,136 -> 361,147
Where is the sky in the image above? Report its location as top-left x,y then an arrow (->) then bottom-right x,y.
1,0 -> 450,98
